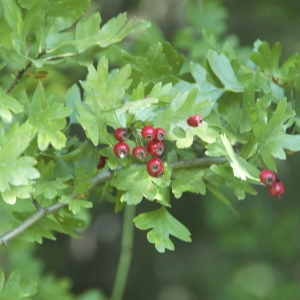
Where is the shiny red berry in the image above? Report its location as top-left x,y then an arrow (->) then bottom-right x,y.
259,169 -> 277,186
132,146 -> 147,160
114,128 -> 128,141
187,114 -> 203,127
113,142 -> 130,158
155,128 -> 166,141
146,157 -> 164,177
147,141 -> 164,156
141,125 -> 156,141
97,155 -> 107,169
268,181 -> 285,198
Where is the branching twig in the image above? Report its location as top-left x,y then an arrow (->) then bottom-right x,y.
31,198 -> 42,210
0,156 -> 227,246
0,202 -> 65,246
6,50 -> 45,94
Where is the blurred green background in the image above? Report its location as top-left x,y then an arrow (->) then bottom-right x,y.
3,0 -> 300,299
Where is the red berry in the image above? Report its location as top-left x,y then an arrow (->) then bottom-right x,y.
155,128 -> 166,141
132,146 -> 147,160
268,181 -> 285,198
146,157 -> 164,177
113,142 -> 130,158
114,128 -> 128,141
187,114 -> 203,127
259,169 -> 277,186
97,155 -> 107,169
147,141 -> 164,156
141,125 -> 156,141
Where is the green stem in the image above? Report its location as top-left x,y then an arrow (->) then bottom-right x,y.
111,204 -> 136,300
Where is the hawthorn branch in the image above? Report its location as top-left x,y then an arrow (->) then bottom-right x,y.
170,156 -> 227,170
4,50 -> 68,93
0,156 -> 227,246
6,51 -> 47,94
0,202 -> 65,246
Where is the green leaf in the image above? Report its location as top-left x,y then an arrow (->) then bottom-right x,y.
34,179 -> 68,200
28,82 -> 71,150
156,88 -> 214,136
221,134 -> 260,181
250,41 -> 281,71
211,164 -> 257,200
115,97 -> 159,115
59,195 -> 93,215
251,99 -> 294,169
69,198 -> 93,215
1,0 -> 24,56
189,62 -> 224,103
131,82 -> 173,122
0,122 -> 34,164
77,289 -> 108,300
0,87 -> 23,122
0,268 -> 4,291
47,12 -> 149,54
12,212 -> 57,243
240,80 -> 255,133
73,143 -> 99,195
122,42 -> 185,86
218,94 -> 242,133
207,50 -> 244,92
53,210 -> 86,238
167,120 -> 219,149
206,184 -> 238,216
46,0 -> 89,19
12,210 -> 85,242
65,84 -> 82,124
74,165 -> 95,196
75,13 -> 101,40
0,267 -> 37,298
134,206 -> 191,253
82,57 -> 132,111
278,134 -> 300,152
171,169 -> 206,198
1,0 -> 22,31
78,57 -> 134,143
76,104 -> 100,145
1,180 -> 34,206
0,123 -> 39,204
74,13 -> 150,52
111,165 -> 170,205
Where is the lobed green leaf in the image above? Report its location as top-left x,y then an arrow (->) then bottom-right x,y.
0,267 -> 37,298
207,50 -> 244,92
134,206 -> 191,253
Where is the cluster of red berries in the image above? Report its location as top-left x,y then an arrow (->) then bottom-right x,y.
97,114 -> 203,175
103,125 -> 166,178
259,169 -> 285,198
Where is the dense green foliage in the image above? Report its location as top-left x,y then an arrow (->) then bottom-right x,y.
1,0 -> 300,299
